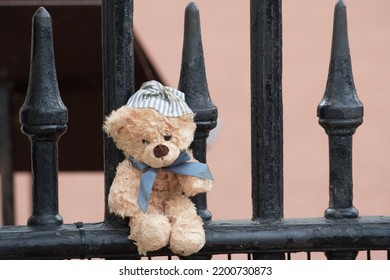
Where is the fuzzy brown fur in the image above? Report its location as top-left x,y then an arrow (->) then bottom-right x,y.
104,107 -> 212,256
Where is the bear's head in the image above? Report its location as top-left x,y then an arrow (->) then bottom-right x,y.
103,81 -> 196,168
104,107 -> 195,168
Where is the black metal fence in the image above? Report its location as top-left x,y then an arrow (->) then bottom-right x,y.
1,0 -> 390,260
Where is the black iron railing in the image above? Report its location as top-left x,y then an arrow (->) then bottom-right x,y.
0,85 -> 14,226
1,0 -> 390,260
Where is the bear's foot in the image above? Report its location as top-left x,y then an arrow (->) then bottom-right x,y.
169,215 -> 205,256
130,213 -> 171,255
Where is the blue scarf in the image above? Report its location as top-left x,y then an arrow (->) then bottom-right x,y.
128,151 -> 214,212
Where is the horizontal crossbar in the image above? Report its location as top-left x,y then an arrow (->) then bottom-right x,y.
1,216 -> 390,259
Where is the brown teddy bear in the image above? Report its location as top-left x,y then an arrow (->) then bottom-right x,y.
104,80 -> 213,256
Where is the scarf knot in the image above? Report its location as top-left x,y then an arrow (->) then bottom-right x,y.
128,151 -> 213,212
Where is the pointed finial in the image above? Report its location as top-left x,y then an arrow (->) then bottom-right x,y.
317,0 -> 363,133
20,7 -> 67,129
178,2 -> 217,126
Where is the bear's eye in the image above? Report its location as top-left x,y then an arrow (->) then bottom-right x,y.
142,139 -> 150,145
163,135 -> 172,141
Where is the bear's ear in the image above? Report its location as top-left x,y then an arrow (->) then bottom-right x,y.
180,113 -> 195,123
103,106 -> 134,140
176,113 -> 197,148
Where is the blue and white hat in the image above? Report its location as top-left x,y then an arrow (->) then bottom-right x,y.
126,80 -> 193,117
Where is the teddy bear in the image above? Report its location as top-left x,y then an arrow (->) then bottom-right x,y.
103,80 -> 213,257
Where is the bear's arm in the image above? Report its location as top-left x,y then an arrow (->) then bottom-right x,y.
179,176 -> 213,197
108,160 -> 142,218
177,152 -> 213,196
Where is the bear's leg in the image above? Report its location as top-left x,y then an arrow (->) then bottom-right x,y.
129,209 -> 171,256
164,195 -> 205,256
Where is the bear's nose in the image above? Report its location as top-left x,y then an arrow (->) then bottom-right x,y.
153,144 -> 169,158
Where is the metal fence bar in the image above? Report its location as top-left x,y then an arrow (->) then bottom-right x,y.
250,0 -> 283,221
178,2 -> 217,222
19,7 -> 67,227
102,0 -> 135,222
0,85 -> 15,225
367,250 -> 371,260
317,0 -> 362,260
250,0 -> 284,260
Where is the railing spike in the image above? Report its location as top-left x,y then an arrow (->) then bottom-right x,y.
318,0 -> 363,125
317,0 -> 363,225
178,2 -> 217,222
21,6 -> 67,126
19,7 -> 67,226
179,2 -> 217,126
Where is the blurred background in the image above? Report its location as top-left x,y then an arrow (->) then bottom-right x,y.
1,1 -> 390,259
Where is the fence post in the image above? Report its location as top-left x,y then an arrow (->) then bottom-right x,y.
250,0 -> 283,221
250,0 -> 284,260
0,85 -> 15,225
178,2 -> 217,222
19,7 -> 67,226
102,0 -> 135,222
317,0 -> 363,260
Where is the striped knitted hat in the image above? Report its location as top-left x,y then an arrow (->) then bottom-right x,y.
126,80 -> 193,117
